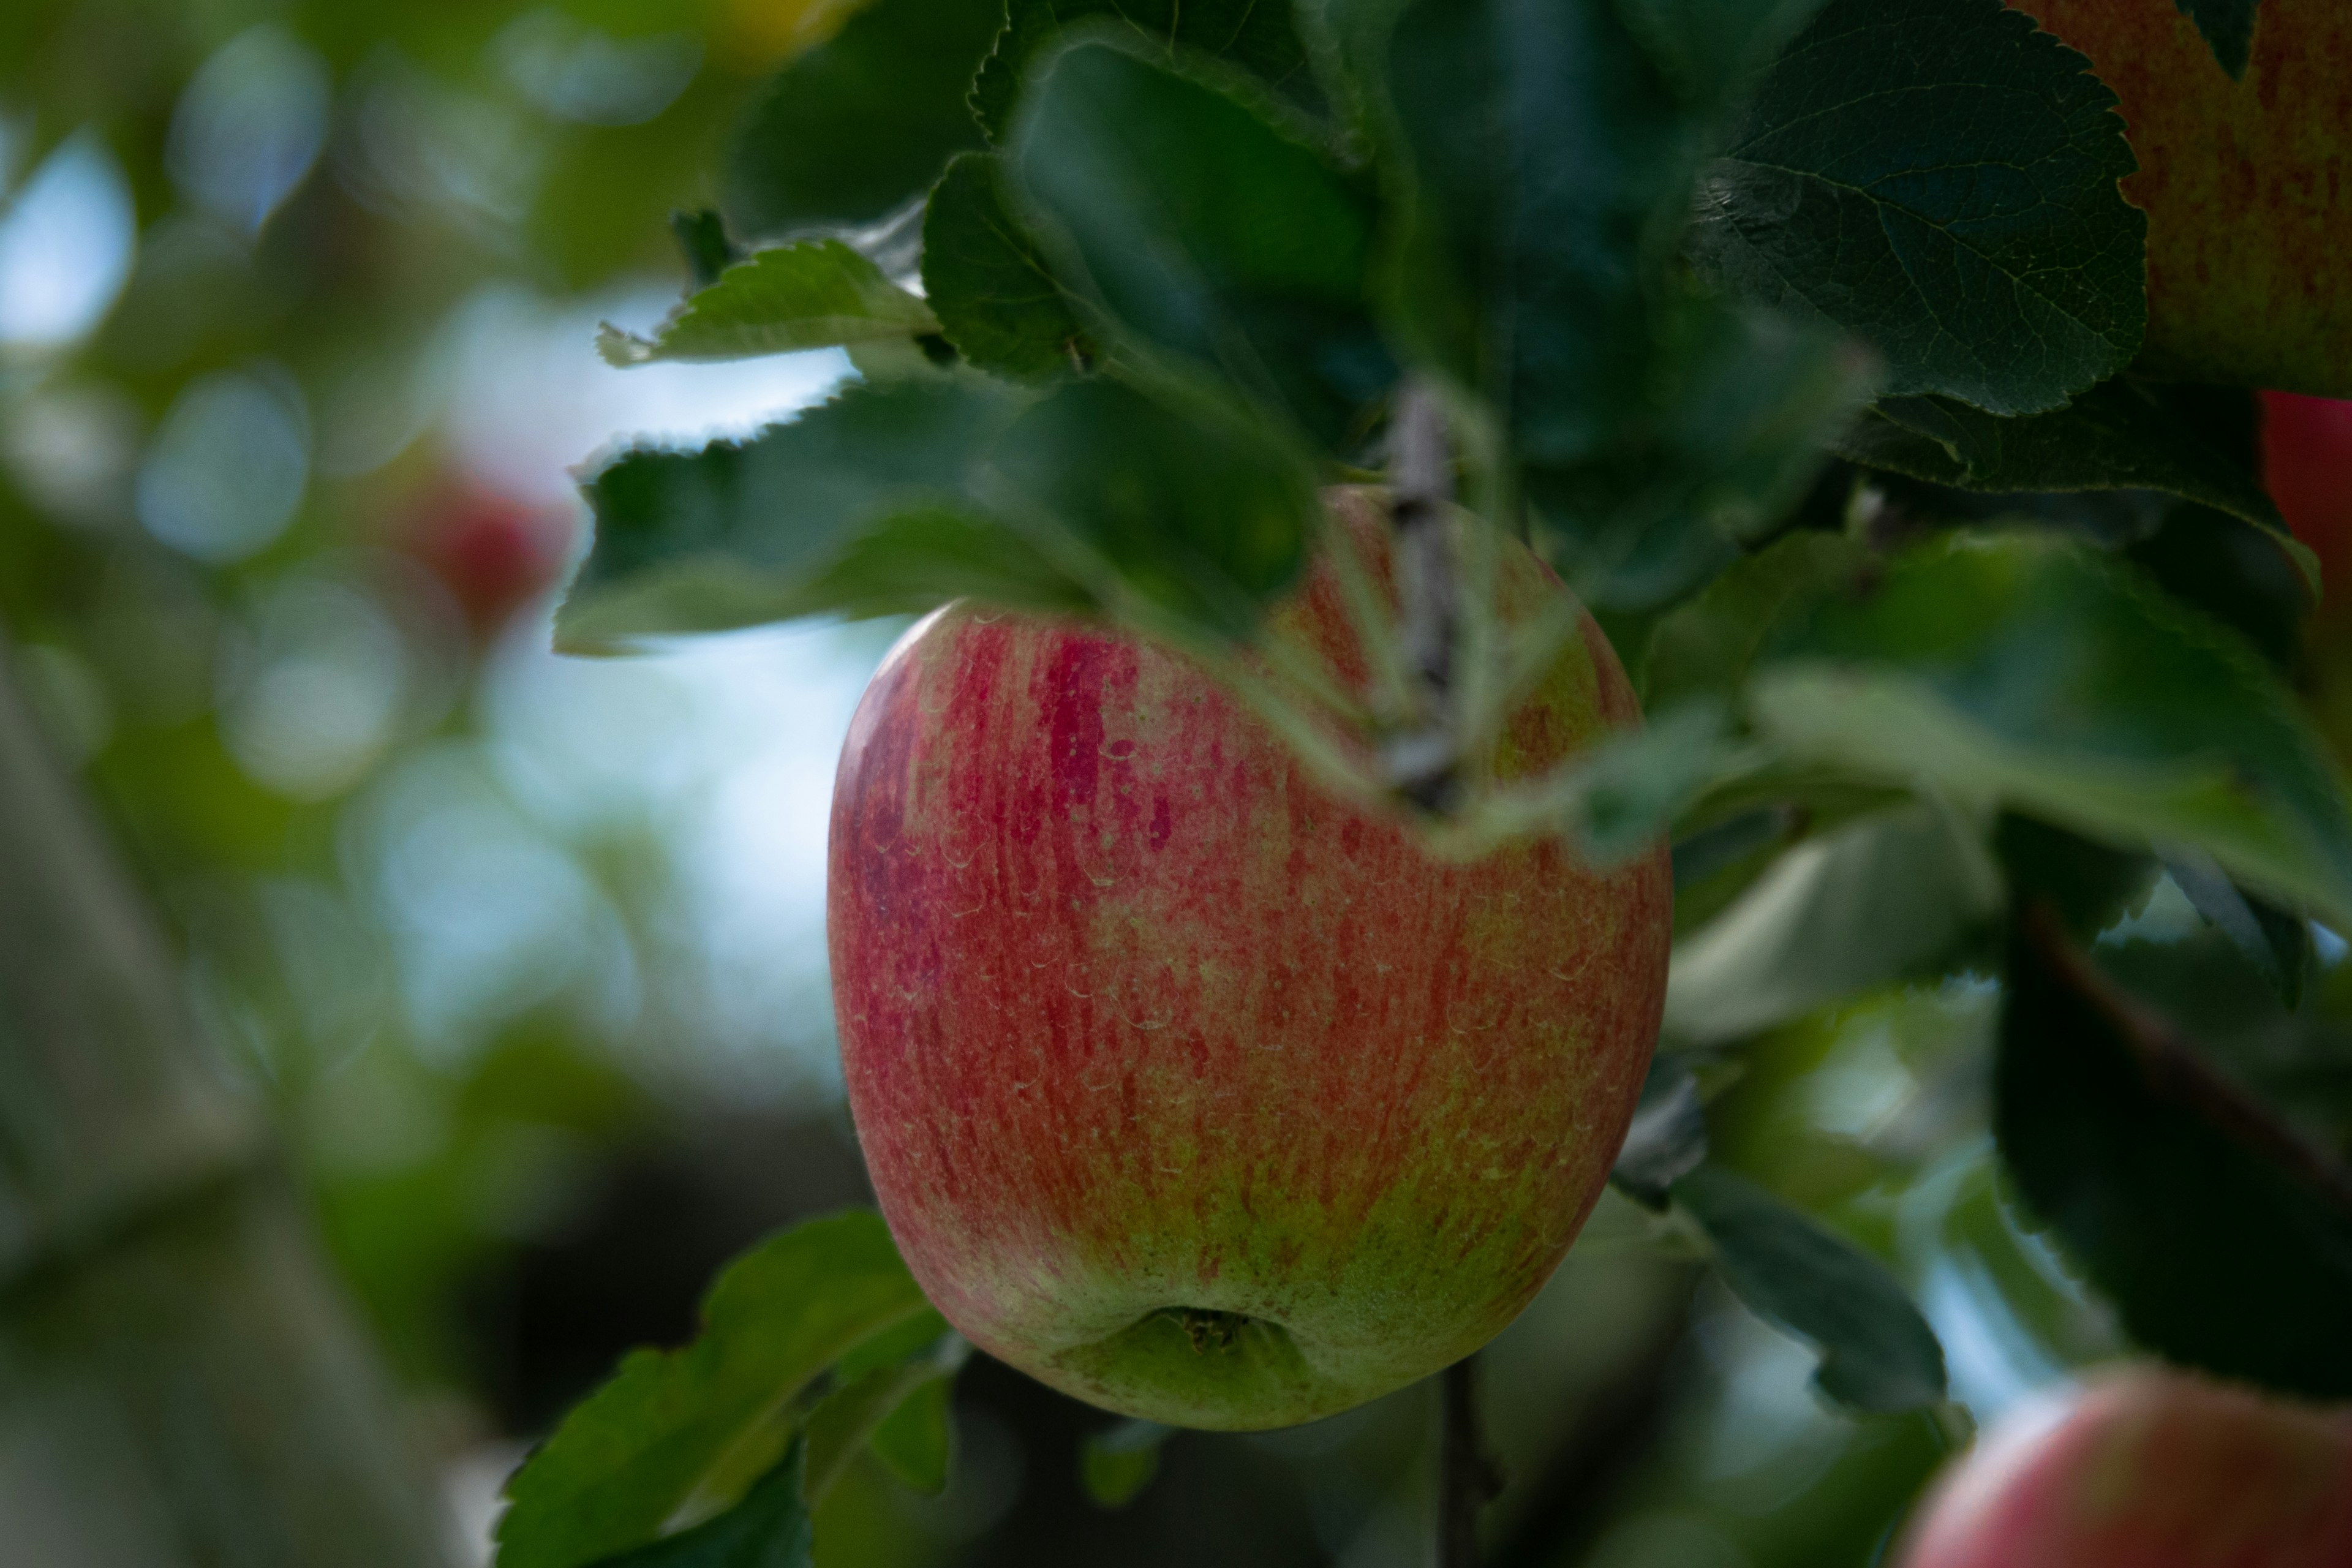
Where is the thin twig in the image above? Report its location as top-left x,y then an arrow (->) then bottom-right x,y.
1437,1355 -> 1504,1568
1387,380 -> 1459,807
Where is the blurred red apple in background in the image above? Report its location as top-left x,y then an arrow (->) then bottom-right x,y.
402,484 -> 576,635
826,491 -> 1672,1430
1897,1367 -> 2352,1568
2007,0 -> 2352,396
2264,391 -> 2352,611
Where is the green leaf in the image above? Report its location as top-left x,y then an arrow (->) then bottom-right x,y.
1079,1419 -> 1172,1509
1615,0 -> 1839,108
1643,529 -> 1868,712
586,1446 -> 811,1568
1833,379 -> 2313,584
1692,0 -> 2146,416
495,1212 -> 935,1568
723,0 -> 1001,239
971,0 -> 1327,141
2177,0 -> 2261,78
2159,847 -> 2311,1008
920,152 -> 1097,382
1673,1162 -> 1949,1411
1610,1055 -> 1709,1208
991,377 -> 1322,636
599,242 -> 939,367
1664,800 -> 2002,1043
1997,908 -> 2352,1401
671,209 -> 743,290
868,1375 -> 957,1495
1751,532 -> 2352,932
2124,499 -> 2313,673
799,1332 -> 968,1505
556,380 -> 1092,651
1009,40 -> 1391,445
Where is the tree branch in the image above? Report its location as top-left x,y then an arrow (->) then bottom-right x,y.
1387,380 -> 1460,808
1437,1354 -> 1504,1568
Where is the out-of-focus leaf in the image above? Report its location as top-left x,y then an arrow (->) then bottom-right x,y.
671,209 -> 744,290
599,242 -> 939,366
1643,529 -> 1866,710
1751,532 -> 2352,931
800,1332 -> 968,1504
972,0 -> 1327,140
2177,0 -> 2261,77
2124,500 -> 2313,673
921,153 -> 1096,382
1665,801 -> 2001,1043
992,378 -> 1322,636
1615,0 -> 1839,108
556,380 -> 1085,650
2161,846 -> 2311,1008
1009,40 -> 1390,445
495,1212 -> 935,1568
724,0 -> 1002,239
1461,699 -> 1738,863
1692,0 -> 2145,416
868,1372 -> 957,1495
586,1447 -> 811,1568
1673,1162 -> 1948,1411
1997,908 -> 2352,1400
1611,1055 -> 1710,1207
1834,380 -> 2312,585
1990,812 -> 2157,943
1079,1419 -> 1172,1509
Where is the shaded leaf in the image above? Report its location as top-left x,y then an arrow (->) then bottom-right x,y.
2123,499 -> 2313,673
921,152 -> 1096,381
1010,40 -> 1390,445
800,1332 -> 968,1505
1665,800 -> 2002,1043
556,380 -> 1085,650
972,0 -> 1326,140
1997,907 -> 2352,1400
1643,529 -> 1866,711
586,1446 -> 810,1568
869,1375 -> 956,1495
1751,532 -> 2352,931
2176,0 -> 2262,78
1079,1419 -> 1172,1509
723,0 -> 1001,239
1833,379 -> 2312,584
1673,1162 -> 1948,1411
599,242 -> 938,366
2161,846 -> 2310,1008
1692,0 -> 2145,415
496,1212 -> 935,1568
1615,0 -> 1839,108
1611,1055 -> 1709,1208
671,209 -> 743,290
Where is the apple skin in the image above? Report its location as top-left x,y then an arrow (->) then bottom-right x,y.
826,489 -> 1671,1430
2005,0 -> 2352,397
2264,391 -> 2352,608
1896,1368 -> 2352,1568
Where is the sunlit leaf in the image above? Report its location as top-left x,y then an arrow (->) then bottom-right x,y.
599,241 -> 938,366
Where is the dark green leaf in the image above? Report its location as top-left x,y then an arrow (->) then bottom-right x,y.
1643,529 -> 1867,711
1079,1419 -> 1172,1508
671,209 -> 743,290
1990,811 -> 2158,943
800,1332 -> 968,1505
1672,1163 -> 1948,1411
1751,532 -> 2352,930
2124,500 -> 2313,672
556,380 -> 1088,650
971,0 -> 1327,140
992,377 -> 1321,635
1692,0 -> 2146,415
1611,1055 -> 1709,1208
598,242 -> 939,366
868,1375 -> 956,1495
1997,908 -> 2352,1400
2161,847 -> 2311,1008
1833,379 -> 2311,582
921,152 -> 1097,382
586,1447 -> 810,1568
1664,801 -> 2002,1042
496,1212 -> 935,1568
1009,40 -> 1391,445
723,0 -> 1001,240
2177,0 -> 2262,78
1615,0 -> 1838,108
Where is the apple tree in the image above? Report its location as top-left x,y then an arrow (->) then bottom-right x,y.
489,1 -> 2352,1564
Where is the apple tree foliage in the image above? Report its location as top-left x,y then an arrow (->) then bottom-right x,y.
499,0 -> 2352,1562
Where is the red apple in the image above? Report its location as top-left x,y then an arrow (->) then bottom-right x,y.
2264,391 -> 2352,609
2006,0 -> 2352,397
826,490 -> 1672,1430
1897,1368 -> 2352,1568
404,486 -> 576,635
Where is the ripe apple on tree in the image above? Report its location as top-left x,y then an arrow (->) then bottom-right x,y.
1896,1366 -> 2352,1568
826,491 -> 1673,1430
2005,0 -> 2352,398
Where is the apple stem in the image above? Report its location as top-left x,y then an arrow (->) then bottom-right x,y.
1438,1354 -> 1504,1567
1387,380 -> 1461,809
